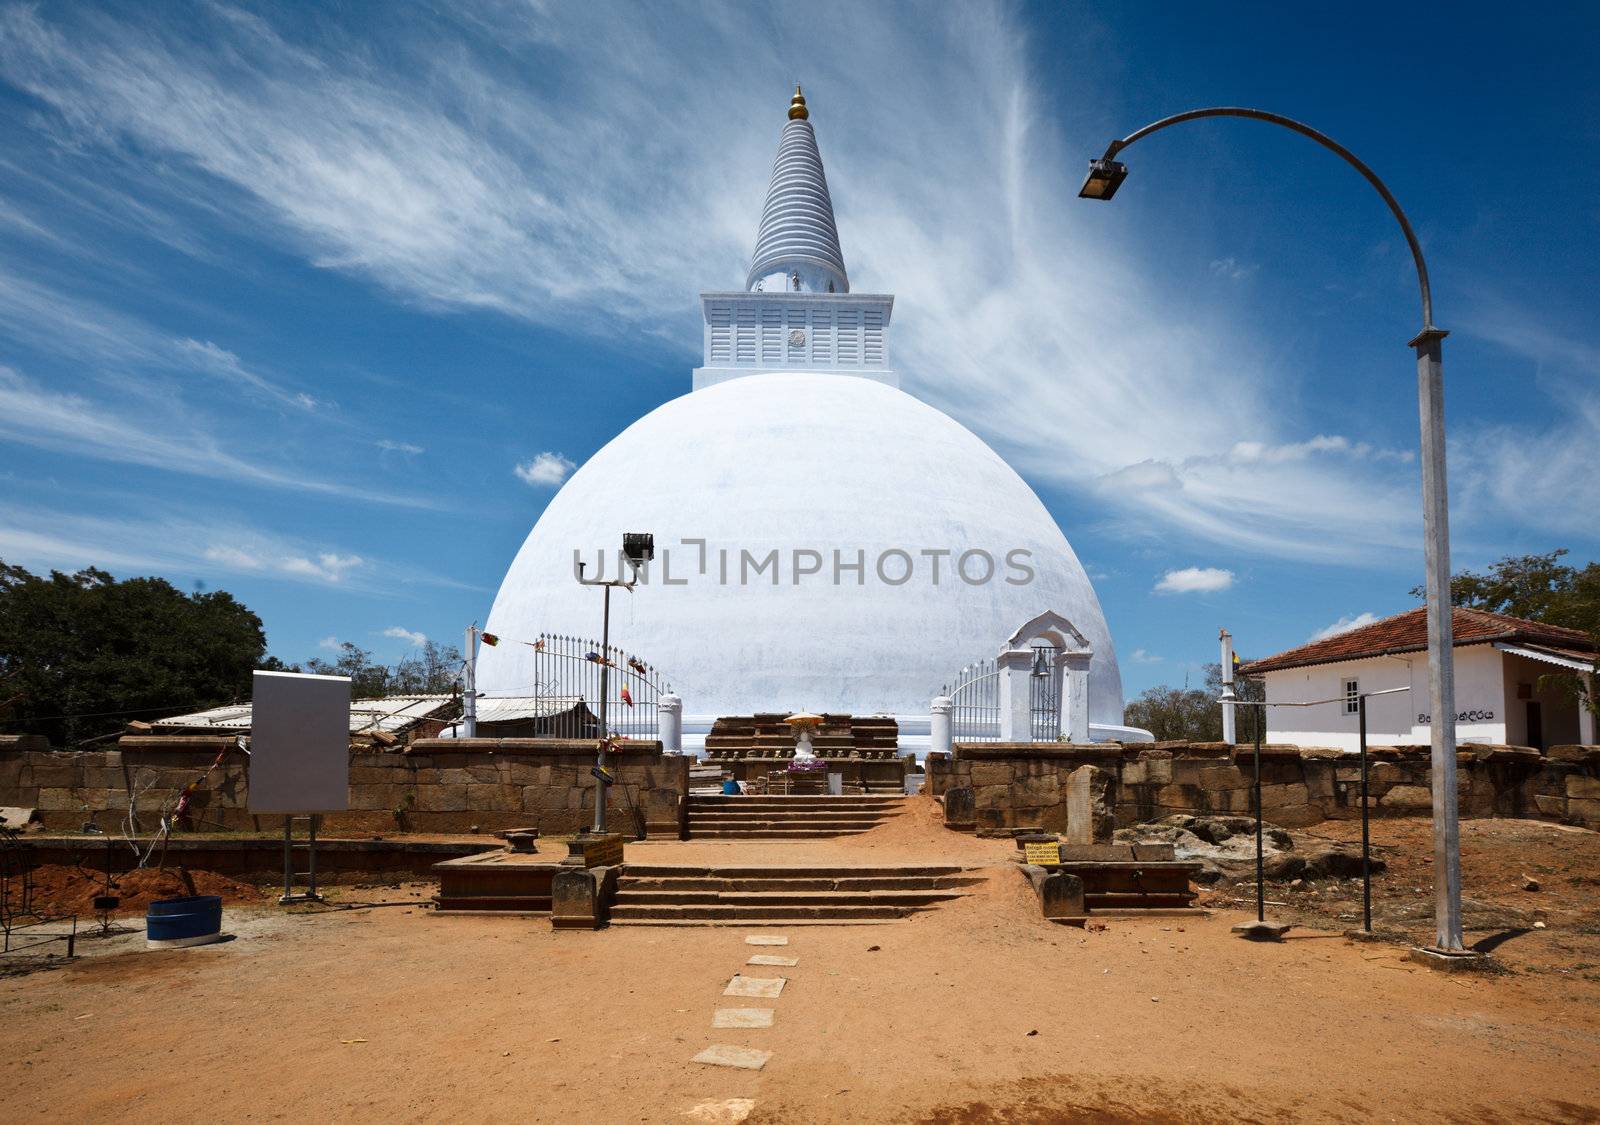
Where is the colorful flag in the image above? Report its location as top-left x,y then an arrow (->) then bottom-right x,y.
620,685 -> 634,707
480,632 -> 499,647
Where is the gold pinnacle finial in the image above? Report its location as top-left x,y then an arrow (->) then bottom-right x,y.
788,84 -> 808,121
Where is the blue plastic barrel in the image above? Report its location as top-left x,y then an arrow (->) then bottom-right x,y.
146,894 -> 224,948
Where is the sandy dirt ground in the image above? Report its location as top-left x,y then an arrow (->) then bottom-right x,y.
2,799 -> 1598,1123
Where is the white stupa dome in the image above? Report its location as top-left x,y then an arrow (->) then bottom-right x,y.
480,372 -> 1122,721
479,88 -> 1123,729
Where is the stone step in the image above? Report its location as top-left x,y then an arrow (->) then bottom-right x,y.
1084,892 -> 1200,910
687,796 -> 906,807
684,828 -> 879,839
687,815 -> 892,828
614,888 -> 968,907
618,875 -> 980,892
622,864 -> 966,878
608,903 -> 922,921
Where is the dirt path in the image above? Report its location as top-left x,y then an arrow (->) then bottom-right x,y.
2,805 -> 1598,1122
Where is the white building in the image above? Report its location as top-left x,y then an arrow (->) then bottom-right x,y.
1243,606 -> 1597,752
478,88 -> 1128,745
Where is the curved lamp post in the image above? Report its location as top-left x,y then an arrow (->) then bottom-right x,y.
1080,107 -> 1465,955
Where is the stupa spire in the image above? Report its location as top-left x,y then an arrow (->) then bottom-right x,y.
747,86 -> 849,294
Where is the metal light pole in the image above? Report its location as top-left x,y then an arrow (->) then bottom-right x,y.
577,533 -> 654,836
1079,107 -> 1466,954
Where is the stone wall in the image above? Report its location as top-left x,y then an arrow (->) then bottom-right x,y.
928,741 -> 1600,834
0,735 -> 688,838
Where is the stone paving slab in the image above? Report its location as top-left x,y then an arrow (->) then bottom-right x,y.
724,975 -> 786,998
712,1007 -> 775,1029
747,954 -> 799,967
745,935 -> 789,945
692,1044 -> 772,1071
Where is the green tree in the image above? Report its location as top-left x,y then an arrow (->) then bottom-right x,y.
0,561 -> 267,747
303,639 -> 461,697
1415,548 -> 1600,720
1124,661 -> 1261,743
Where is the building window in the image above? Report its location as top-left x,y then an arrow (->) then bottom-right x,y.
1342,678 -> 1360,715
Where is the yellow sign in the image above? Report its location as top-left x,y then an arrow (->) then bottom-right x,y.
581,835 -> 625,868
1023,841 -> 1062,866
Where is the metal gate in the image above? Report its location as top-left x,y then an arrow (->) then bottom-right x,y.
942,644 -> 1062,743
943,657 -> 1000,742
484,633 -> 668,741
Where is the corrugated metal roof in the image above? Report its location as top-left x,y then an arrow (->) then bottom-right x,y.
471,695 -> 589,722
154,695 -> 456,735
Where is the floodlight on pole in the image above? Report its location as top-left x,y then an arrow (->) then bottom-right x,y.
1079,106 -> 1470,958
576,532 -> 654,836
1077,158 -> 1128,200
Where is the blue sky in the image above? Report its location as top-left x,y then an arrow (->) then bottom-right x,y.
0,1 -> 1596,699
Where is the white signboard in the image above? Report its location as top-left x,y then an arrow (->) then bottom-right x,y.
248,671 -> 351,814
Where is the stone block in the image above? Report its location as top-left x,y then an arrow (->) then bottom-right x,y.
25,763 -> 81,788
941,786 -> 974,828
1368,762 -> 1406,788
1266,804 -> 1324,828
431,769 -> 476,786
414,784 -> 469,813
973,784 -> 1010,808
1017,775 -> 1062,804
1037,870 -> 1085,920
969,762 -> 1013,788
466,783 -> 519,812
1569,798 -> 1600,826
1155,784 -> 1197,810
1566,775 -> 1600,800
1198,766 -> 1250,791
1380,785 -> 1433,811
1259,783 -> 1310,809
1532,794 -> 1568,817
349,784 -> 404,811
36,787 -> 81,811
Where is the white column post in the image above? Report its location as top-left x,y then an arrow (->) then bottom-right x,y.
659,693 -> 683,755
997,647 -> 1034,742
462,624 -> 478,739
1580,675 -> 1597,745
930,695 -> 953,756
1062,653 -> 1092,743
1220,629 -> 1237,744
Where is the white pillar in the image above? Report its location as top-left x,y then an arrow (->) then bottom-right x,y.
1061,653 -> 1092,743
462,624 -> 478,739
997,647 -> 1034,742
1581,676 -> 1597,745
659,693 -> 683,755
1220,628 -> 1237,744
930,695 -> 953,756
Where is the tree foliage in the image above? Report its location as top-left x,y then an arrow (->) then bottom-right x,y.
300,640 -> 462,698
1412,549 -> 1600,636
0,561 -> 266,747
1123,662 -> 1262,743
1414,548 -> 1600,716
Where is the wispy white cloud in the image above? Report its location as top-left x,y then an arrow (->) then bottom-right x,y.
1154,566 -> 1235,595
381,625 -> 428,646
0,500 -> 474,592
0,2 -> 1519,560
1208,257 -> 1257,281
173,338 -> 323,411
318,635 -> 342,651
1309,612 -> 1380,642
0,363 -> 432,507
377,439 -> 424,455
1130,648 -> 1163,664
514,451 -> 575,487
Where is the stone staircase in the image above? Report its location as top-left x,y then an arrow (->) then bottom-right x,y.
609,864 -> 982,925
686,794 -> 907,839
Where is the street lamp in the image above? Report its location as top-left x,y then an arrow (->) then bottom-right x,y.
577,532 -> 654,836
1079,107 -> 1469,959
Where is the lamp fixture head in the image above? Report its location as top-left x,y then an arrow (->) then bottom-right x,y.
1078,157 -> 1128,201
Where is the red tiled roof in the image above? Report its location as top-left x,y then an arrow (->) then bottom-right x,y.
1240,606 -> 1596,675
